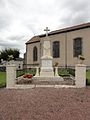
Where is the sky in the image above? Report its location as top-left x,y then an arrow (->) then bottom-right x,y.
0,0 -> 90,57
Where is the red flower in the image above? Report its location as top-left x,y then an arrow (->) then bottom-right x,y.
23,74 -> 33,78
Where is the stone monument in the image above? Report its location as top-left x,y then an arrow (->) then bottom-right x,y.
40,27 -> 54,77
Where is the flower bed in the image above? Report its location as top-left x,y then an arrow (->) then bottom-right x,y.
16,73 -> 33,84
23,73 -> 33,78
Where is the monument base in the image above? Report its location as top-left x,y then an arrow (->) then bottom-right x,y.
33,76 -> 64,81
40,70 -> 54,77
40,57 -> 54,77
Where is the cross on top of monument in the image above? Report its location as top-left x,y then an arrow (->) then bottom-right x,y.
44,27 -> 50,37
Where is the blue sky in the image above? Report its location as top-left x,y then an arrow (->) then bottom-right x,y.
0,0 -> 90,57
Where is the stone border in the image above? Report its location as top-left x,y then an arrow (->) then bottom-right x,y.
6,64 -> 86,89
7,84 -> 76,89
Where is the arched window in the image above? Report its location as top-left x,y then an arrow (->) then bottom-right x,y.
73,37 -> 82,57
33,46 -> 38,61
53,41 -> 60,58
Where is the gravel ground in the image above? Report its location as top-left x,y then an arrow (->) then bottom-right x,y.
0,87 -> 90,120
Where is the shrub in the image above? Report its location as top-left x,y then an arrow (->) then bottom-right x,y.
58,68 -> 69,76
68,68 -> 75,76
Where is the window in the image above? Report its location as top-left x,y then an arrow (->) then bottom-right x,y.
73,37 -> 82,57
53,41 -> 60,58
33,46 -> 38,61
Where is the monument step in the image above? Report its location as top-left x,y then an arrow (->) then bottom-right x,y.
32,79 -> 75,85
16,77 -> 75,85
33,76 -> 64,81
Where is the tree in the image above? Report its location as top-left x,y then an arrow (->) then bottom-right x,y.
0,48 -> 20,62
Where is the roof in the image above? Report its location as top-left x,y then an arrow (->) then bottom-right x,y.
26,22 -> 90,44
26,36 -> 40,44
40,22 -> 90,37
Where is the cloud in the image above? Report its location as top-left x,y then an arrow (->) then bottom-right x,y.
55,0 -> 90,27
0,0 -> 90,57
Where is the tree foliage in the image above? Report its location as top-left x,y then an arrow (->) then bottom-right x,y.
0,48 -> 20,62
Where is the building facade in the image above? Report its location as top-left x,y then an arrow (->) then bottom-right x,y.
25,22 -> 90,67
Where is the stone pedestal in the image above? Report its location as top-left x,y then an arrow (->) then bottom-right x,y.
6,64 -> 16,88
75,64 -> 86,88
35,67 -> 39,77
55,67 -> 59,76
40,57 -> 54,77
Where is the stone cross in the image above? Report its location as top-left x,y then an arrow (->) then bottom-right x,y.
43,27 -> 51,56
44,27 -> 50,37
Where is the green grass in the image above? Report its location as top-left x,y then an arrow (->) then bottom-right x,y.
86,70 -> 90,85
0,72 -> 6,87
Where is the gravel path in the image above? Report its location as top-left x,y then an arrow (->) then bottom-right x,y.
0,87 -> 90,120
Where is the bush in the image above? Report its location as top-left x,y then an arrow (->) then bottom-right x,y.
58,68 -> 75,77
0,66 -> 6,72
58,68 -> 69,76
68,68 -> 75,76
0,71 -> 6,88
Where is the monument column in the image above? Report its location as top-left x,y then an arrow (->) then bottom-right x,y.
40,27 -> 54,77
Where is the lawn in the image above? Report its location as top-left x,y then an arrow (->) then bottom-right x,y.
0,72 -> 6,87
86,70 -> 90,85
